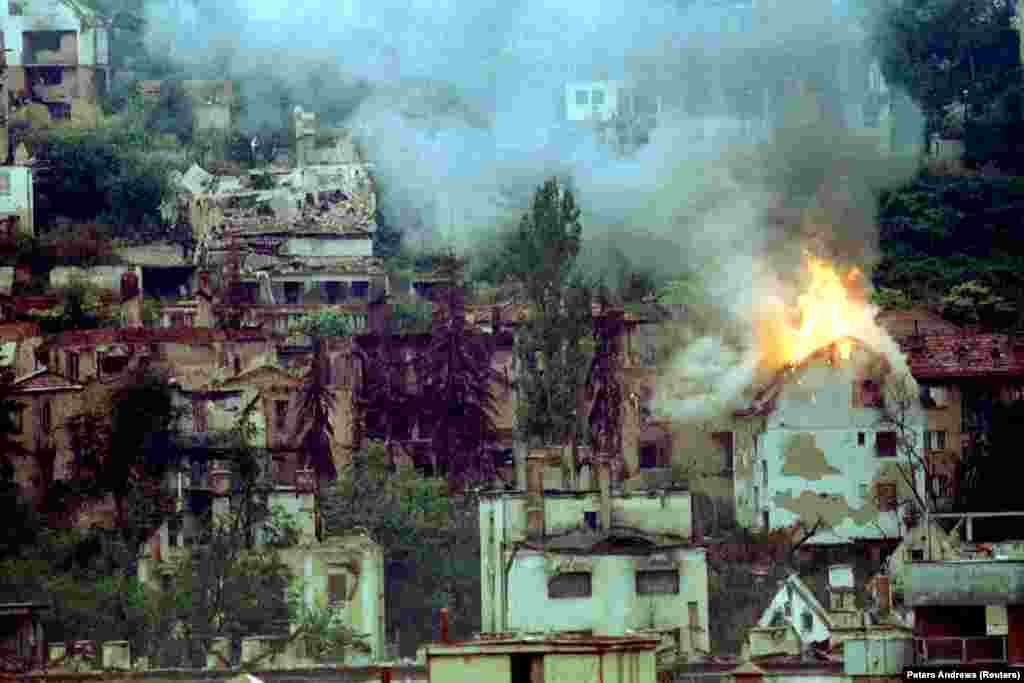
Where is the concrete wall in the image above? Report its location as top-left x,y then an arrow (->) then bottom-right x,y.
50,266 -> 142,294
429,655 -> 510,683
0,166 -> 33,236
545,651 -> 656,682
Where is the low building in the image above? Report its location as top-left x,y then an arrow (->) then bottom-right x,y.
904,511 -> 1024,666
480,454 -> 710,661
425,633 -> 660,683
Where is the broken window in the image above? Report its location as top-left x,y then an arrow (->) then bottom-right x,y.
713,431 -> 734,473
548,572 -> 591,599
584,511 -> 598,530
40,401 -> 51,434
636,570 -> 679,595
639,442 -> 667,469
284,282 -> 302,304
856,379 -> 883,408
858,432 -> 866,446
576,90 -> 589,106
351,281 -> 369,298
324,281 -> 343,304
510,654 -> 544,683
876,481 -> 898,511
875,431 -> 898,458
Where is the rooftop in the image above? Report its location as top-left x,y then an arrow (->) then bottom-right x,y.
897,333 -> 1024,378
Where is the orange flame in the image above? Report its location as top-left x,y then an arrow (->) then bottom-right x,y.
757,253 -> 875,369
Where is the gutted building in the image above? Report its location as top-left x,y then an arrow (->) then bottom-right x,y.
480,454 -> 710,661
1,0 -> 109,121
732,339 -> 925,547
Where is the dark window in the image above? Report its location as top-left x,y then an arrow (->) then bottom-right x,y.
926,430 -> 947,451
412,281 -> 437,299
592,89 -> 606,106
66,351 -> 80,381
391,412 -> 412,441
193,399 -> 207,433
858,432 -> 865,446
284,282 -> 302,304
584,511 -> 598,530
910,548 -> 925,562
328,573 -> 349,604
13,403 -> 23,434
876,482 -> 898,511
351,281 -> 369,298
548,572 -> 591,599
323,281 -> 342,304
168,514 -> 181,547
858,379 -> 882,407
876,431 -> 898,458
511,654 -> 544,683
99,354 -> 129,375
802,611 -> 813,632
636,570 -> 679,595
40,401 -> 51,434
576,90 -> 589,106
274,400 -> 289,435
639,442 -> 666,469
713,431 -> 734,473
233,356 -> 241,375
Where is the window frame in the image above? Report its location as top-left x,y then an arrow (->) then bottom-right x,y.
636,569 -> 680,596
548,571 -> 592,599
875,431 -> 899,458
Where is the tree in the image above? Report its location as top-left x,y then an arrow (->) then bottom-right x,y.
0,369 -> 36,557
879,372 -> 935,524
65,369 -> 182,551
293,336 -> 338,495
509,178 -> 593,451
321,442 -> 480,656
291,309 -> 364,338
870,0 -> 1020,142
415,252 -> 504,489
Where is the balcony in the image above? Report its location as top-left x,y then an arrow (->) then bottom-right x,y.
915,636 -> 1007,665
906,560 -> 1024,606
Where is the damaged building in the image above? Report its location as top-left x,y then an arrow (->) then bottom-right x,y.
479,452 -> 710,662
732,338 -> 925,548
0,0 -> 110,122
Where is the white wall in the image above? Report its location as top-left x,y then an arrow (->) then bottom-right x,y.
0,167 -> 33,235
0,1 -> 107,67
757,578 -> 831,645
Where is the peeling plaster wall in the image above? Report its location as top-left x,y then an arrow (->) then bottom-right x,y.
736,353 -> 924,544
504,548 -> 708,647
480,492 -> 709,652
0,167 -> 34,236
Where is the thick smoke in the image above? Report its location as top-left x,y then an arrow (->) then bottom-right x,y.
146,0 -> 922,421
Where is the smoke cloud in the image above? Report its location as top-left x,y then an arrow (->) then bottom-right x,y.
146,0 -> 923,421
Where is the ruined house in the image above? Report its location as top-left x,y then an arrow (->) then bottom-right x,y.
1,0 -> 110,122
479,453 -> 710,662
731,338 -> 925,548
0,166 -> 34,237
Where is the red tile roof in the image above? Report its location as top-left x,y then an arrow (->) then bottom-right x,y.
44,327 -> 273,348
0,322 -> 40,341
898,333 -> 1024,379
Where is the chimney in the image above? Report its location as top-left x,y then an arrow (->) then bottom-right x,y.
597,456 -> 612,532
827,564 -> 856,612
525,450 -> 547,540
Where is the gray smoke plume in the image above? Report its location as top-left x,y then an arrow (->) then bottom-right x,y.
145,0 -> 923,421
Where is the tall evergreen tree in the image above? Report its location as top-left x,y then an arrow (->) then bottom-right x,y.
415,252 -> 503,489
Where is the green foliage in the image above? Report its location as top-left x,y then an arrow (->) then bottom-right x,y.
321,442 -> 480,655
875,173 -> 1024,324
942,279 -> 1014,324
32,277 -> 120,335
250,173 -> 277,191
291,309 -> 363,337
508,178 -> 593,446
871,287 -> 914,310
145,82 -> 195,145
32,125 -> 177,230
294,337 -> 338,481
285,585 -> 370,661
388,299 -> 434,335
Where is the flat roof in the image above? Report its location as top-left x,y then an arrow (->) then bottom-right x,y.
425,634 -> 660,657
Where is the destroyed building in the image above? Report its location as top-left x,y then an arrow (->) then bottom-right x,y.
0,0 -> 110,121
